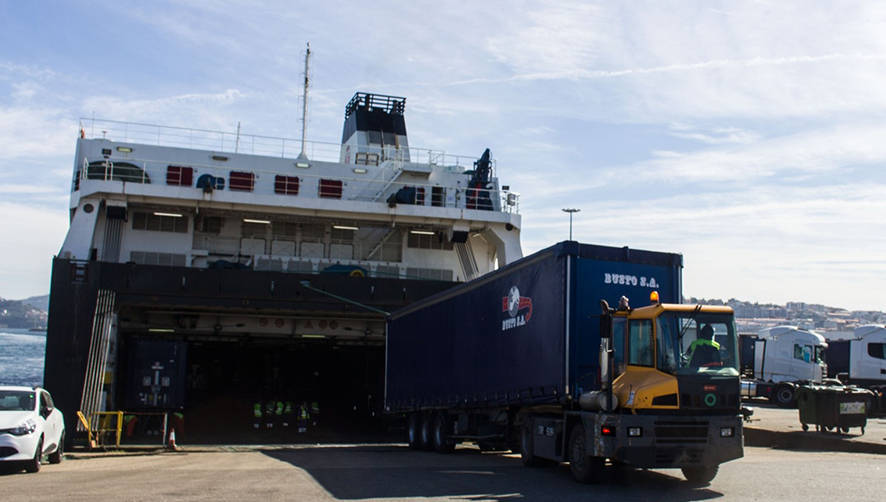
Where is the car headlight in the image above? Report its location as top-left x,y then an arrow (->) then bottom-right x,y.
8,419 -> 37,436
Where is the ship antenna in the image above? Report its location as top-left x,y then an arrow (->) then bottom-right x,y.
298,42 -> 311,159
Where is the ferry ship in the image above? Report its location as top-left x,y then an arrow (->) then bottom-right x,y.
44,89 -> 522,441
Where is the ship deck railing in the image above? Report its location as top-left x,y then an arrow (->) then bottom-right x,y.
74,152 -> 520,215
79,118 -> 483,170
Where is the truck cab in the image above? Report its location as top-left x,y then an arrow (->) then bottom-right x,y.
609,303 -> 741,413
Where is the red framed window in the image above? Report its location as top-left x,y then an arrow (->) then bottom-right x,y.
274,175 -> 300,195
319,179 -> 343,199
166,165 -> 193,186
229,171 -> 255,191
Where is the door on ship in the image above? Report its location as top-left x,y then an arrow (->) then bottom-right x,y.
183,339 -> 386,443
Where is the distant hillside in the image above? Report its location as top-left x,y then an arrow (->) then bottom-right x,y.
19,294 -> 49,312
0,297 -> 47,329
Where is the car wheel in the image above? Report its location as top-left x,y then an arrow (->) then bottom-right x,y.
25,437 -> 43,473
418,413 -> 433,451
49,432 -> 64,464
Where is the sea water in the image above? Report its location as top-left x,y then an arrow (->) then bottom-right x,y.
0,328 -> 45,387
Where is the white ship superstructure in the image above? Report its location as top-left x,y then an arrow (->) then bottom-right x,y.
62,92 -> 521,281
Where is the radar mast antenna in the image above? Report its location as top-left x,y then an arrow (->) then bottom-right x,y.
299,42 -> 311,159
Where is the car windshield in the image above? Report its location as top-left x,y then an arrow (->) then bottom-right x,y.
656,312 -> 740,377
0,390 -> 36,411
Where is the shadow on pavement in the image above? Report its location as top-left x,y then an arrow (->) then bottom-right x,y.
262,445 -> 724,501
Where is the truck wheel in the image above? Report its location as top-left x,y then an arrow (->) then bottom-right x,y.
407,414 -> 421,449
682,465 -> 718,485
568,425 -> 605,484
419,413 -> 433,450
773,384 -> 797,408
432,413 -> 455,453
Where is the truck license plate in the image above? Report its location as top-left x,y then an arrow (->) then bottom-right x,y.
839,402 -> 865,414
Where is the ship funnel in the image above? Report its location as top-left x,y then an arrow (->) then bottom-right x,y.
340,92 -> 409,165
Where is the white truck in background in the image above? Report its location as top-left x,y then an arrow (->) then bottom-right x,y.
739,326 -> 828,407
826,325 -> 886,386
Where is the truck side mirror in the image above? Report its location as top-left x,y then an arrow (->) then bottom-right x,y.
599,300 -> 612,339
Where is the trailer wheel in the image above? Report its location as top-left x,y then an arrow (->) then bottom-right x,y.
682,465 -> 718,485
419,413 -> 434,450
407,413 -> 421,450
432,413 -> 455,453
568,424 -> 605,484
773,384 -> 797,408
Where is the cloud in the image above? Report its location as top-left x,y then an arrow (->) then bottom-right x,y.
0,202 -> 68,299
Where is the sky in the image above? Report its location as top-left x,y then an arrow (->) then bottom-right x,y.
1,1 -> 885,311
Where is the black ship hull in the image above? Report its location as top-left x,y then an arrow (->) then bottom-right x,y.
44,258 -> 455,443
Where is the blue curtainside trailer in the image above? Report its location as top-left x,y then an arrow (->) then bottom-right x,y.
385,240 -> 744,485
386,241 -> 682,412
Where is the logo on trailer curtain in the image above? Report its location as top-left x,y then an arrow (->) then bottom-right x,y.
501,285 -> 533,331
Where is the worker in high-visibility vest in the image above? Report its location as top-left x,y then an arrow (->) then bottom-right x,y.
253,402 -> 263,430
686,325 -> 721,366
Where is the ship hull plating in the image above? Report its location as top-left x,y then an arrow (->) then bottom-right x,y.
44,257 -> 454,443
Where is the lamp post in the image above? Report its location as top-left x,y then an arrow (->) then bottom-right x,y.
562,208 -> 580,241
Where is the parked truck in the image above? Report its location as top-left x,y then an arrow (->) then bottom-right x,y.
739,326 -> 828,407
826,325 -> 886,414
385,241 -> 743,484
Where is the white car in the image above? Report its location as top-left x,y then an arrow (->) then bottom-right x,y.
0,386 -> 65,472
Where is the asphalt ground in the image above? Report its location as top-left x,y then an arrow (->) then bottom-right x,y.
742,400 -> 886,454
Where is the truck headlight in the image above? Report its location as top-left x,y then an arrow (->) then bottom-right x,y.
628,426 -> 643,437
720,427 -> 734,438
8,419 -> 37,436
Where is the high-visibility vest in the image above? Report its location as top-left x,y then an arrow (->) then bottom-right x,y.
275,401 -> 284,416
687,338 -> 720,360
253,403 -> 263,418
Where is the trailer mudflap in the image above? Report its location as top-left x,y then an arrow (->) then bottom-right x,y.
584,413 -> 743,468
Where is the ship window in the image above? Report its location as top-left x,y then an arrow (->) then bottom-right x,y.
166,166 -> 193,186
868,343 -> 886,360
199,216 -> 223,234
132,212 -> 188,233
405,267 -> 453,281
274,175 -> 300,195
319,179 -> 343,198
86,161 -> 151,183
431,186 -> 445,207
73,170 -> 81,192
368,130 -> 382,144
416,187 -> 425,205
354,152 -> 379,166
407,231 -> 453,250
272,221 -> 298,237
242,221 -> 269,239
130,251 -> 187,266
229,171 -> 255,191
628,319 -> 654,367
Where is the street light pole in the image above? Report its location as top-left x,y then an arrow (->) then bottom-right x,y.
562,208 -> 580,241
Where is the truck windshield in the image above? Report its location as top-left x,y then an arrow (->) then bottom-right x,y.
656,312 -> 739,377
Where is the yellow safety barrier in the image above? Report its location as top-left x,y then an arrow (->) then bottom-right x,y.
77,410 -> 123,448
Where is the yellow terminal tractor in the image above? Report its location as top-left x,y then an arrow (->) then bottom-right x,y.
580,292 -> 744,483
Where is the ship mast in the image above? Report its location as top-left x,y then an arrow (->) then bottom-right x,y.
299,42 -> 311,159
